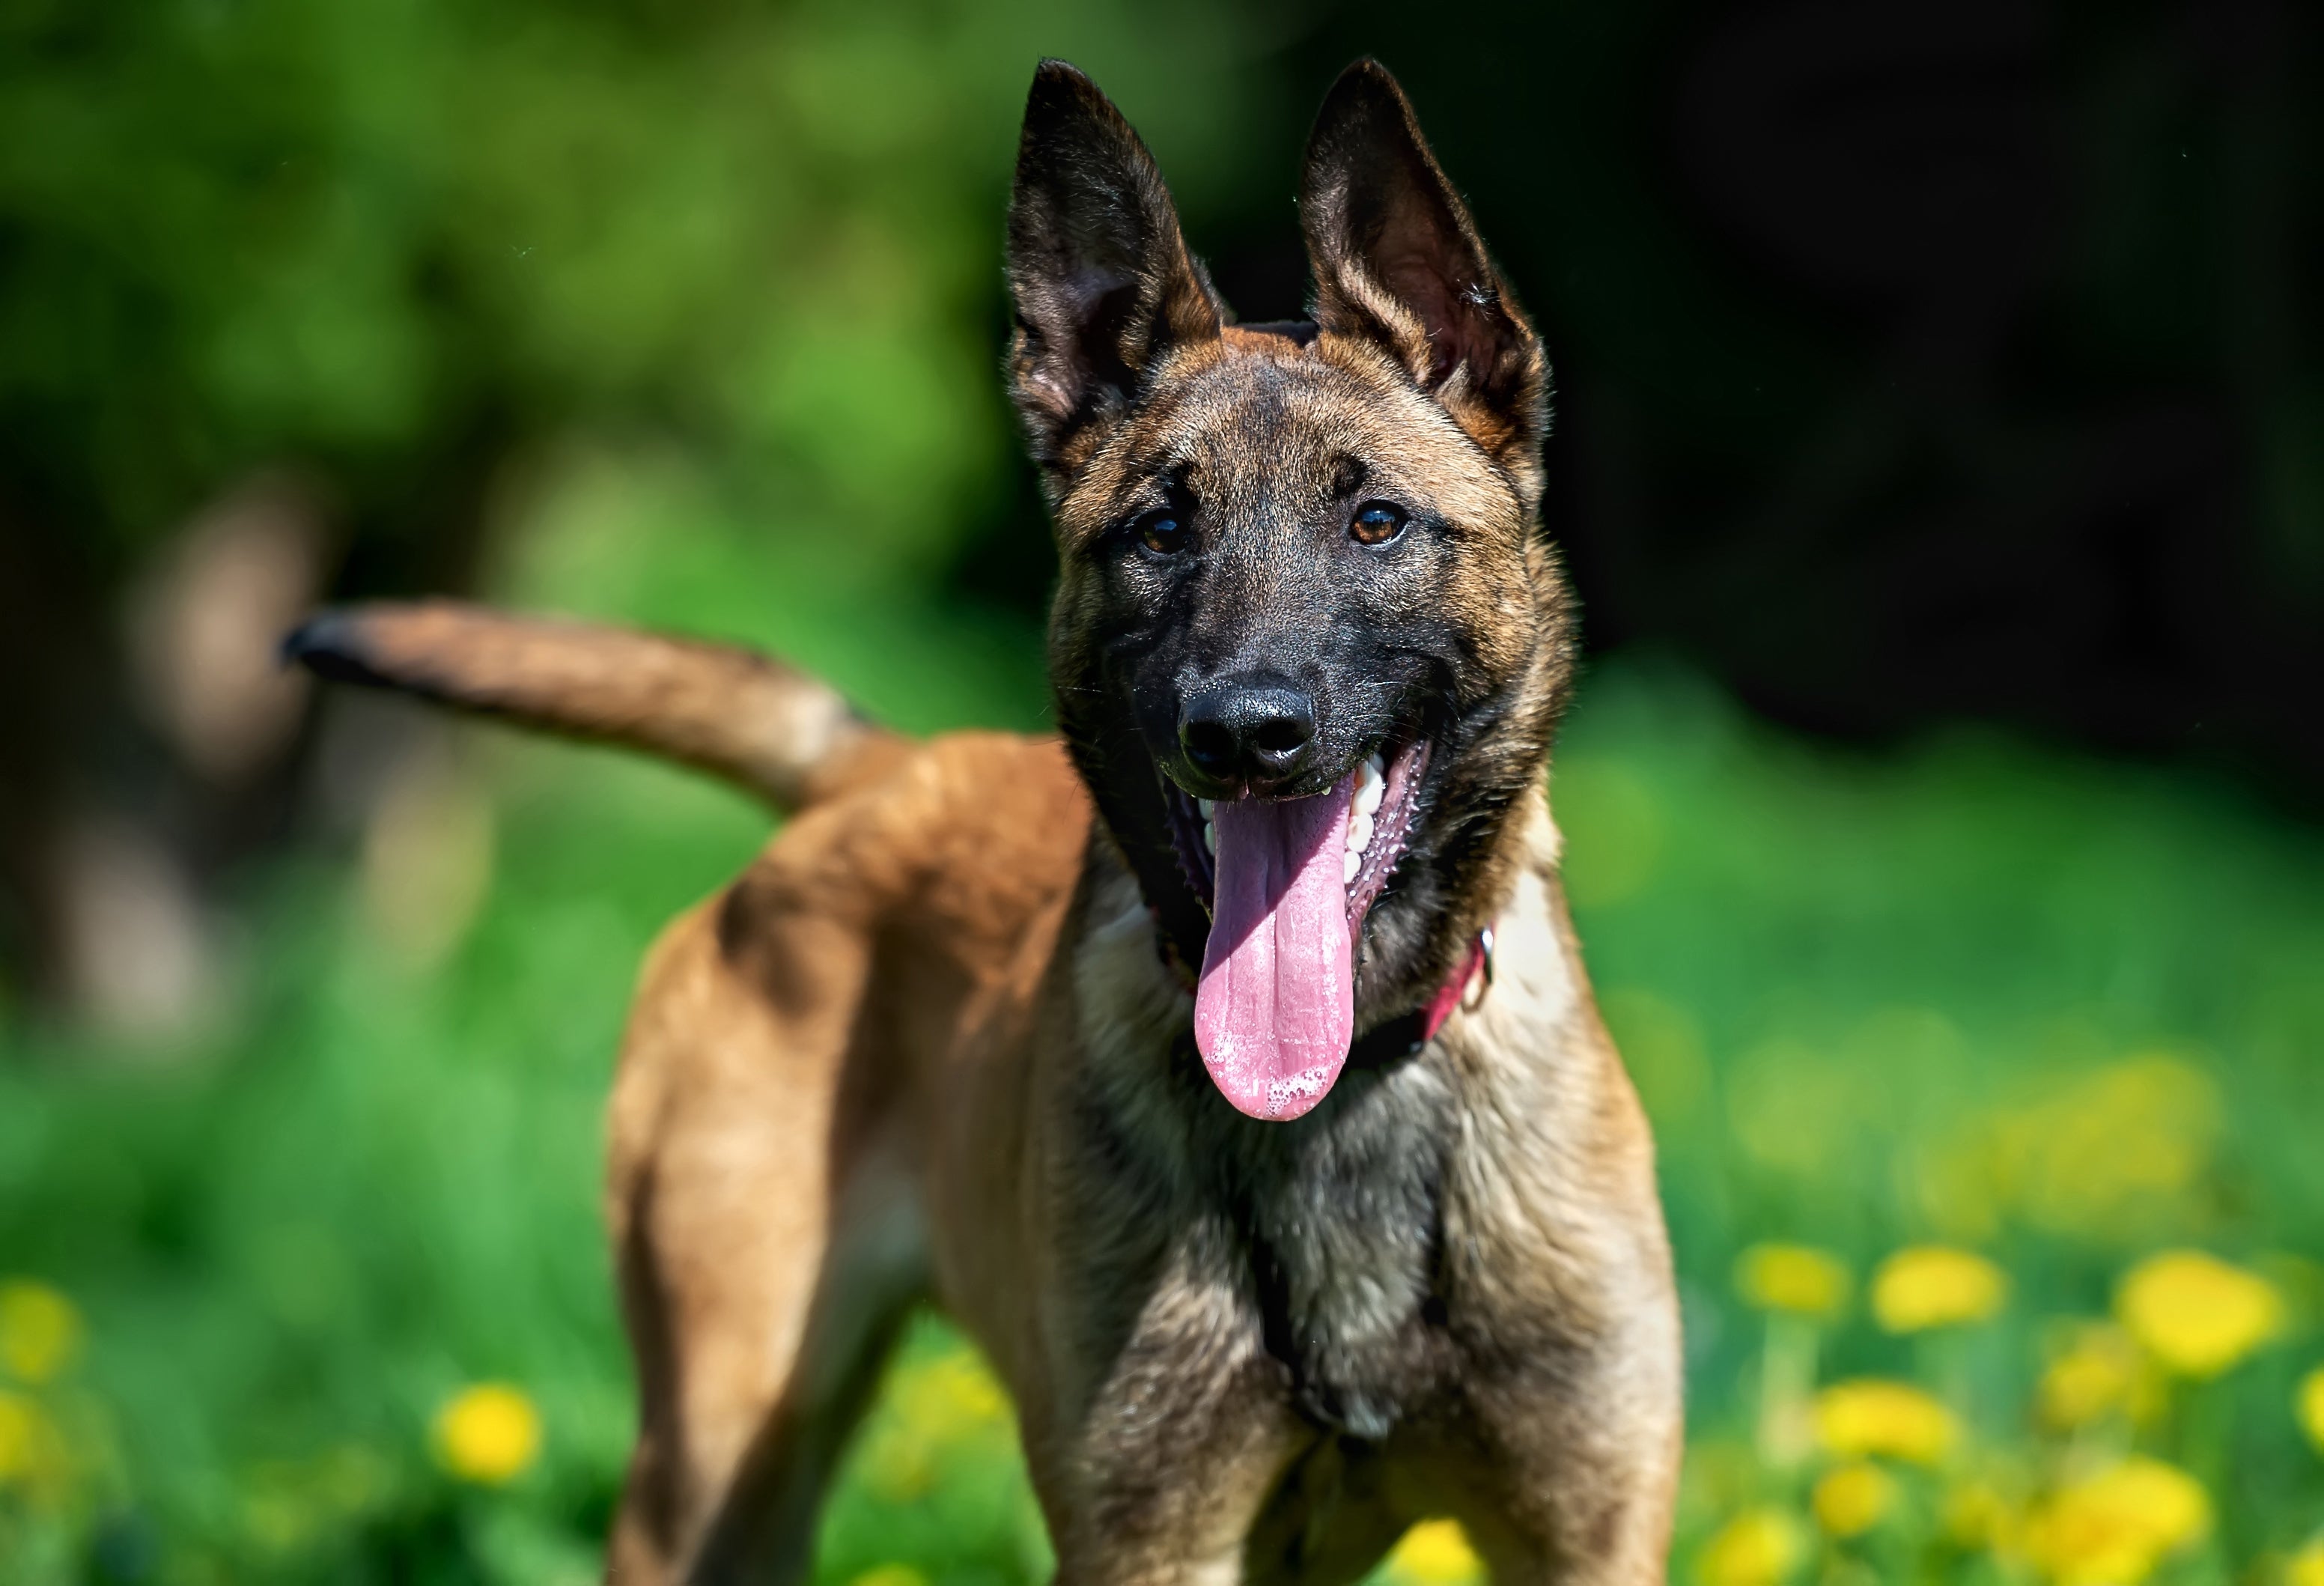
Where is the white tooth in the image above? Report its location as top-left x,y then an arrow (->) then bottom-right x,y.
1354,777 -> 1384,818
1347,812 -> 1373,854
1198,798 -> 1214,818
1356,757 -> 1381,790
1203,821 -> 1216,854
1366,752 -> 1384,777
1343,848 -> 1362,884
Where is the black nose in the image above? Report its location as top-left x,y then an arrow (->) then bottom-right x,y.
1179,680 -> 1318,790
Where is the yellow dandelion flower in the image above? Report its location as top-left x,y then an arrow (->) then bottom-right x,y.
0,1388 -> 66,1489
1812,1462 -> 1895,1538
0,1281 -> 82,1385
848,1567 -> 931,1586
860,1427 -> 935,1505
855,1349 -> 1011,1504
1872,1247 -> 2008,1333
431,1382 -> 541,1485
2116,1251 -> 2282,1378
2290,1539 -> 2324,1586
1384,1519 -> 1486,1586
2296,1367 -> 2324,1455
0,1390 -> 40,1483
1815,1379 -> 1958,1465
2038,1323 -> 2148,1430
1697,1508 -> 1806,1586
1736,1245 -> 1850,1319
2023,1457 -> 2209,1586
2010,1057 -> 2219,1240
890,1349 -> 1010,1439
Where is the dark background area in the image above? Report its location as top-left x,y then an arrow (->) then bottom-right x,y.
964,0 -> 2324,796
1292,0 -> 2323,794
1210,0 -> 2319,792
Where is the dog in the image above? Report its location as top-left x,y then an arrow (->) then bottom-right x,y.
288,58 -> 1681,1586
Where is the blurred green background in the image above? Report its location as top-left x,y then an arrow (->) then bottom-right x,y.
2,1 -> 2322,1583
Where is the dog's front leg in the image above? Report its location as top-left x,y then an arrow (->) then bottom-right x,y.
1020,1254 -> 1307,1586
1433,1167 -> 1684,1586
1438,1336 -> 1683,1586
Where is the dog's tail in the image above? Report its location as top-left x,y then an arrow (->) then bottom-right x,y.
285,601 -> 902,812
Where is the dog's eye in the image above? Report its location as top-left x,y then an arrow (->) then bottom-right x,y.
1350,501 -> 1408,546
1135,509 -> 1189,557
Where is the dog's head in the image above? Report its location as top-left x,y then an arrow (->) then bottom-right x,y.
1009,59 -> 1574,1121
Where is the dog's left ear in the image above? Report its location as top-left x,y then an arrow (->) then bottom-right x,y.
1301,60 -> 1547,502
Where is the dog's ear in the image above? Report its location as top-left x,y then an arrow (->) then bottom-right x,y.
1007,60 -> 1223,476
1301,60 -> 1547,496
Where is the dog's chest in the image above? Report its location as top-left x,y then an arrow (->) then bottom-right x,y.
1068,866 -> 1465,1438
1208,1061 -> 1461,1438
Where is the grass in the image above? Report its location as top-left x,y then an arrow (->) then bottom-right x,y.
3,464 -> 2322,1584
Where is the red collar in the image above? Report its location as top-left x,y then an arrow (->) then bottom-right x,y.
1418,928 -> 1495,1044
1340,926 -> 1497,1068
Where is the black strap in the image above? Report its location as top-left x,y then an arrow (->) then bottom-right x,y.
1347,1007 -> 1432,1067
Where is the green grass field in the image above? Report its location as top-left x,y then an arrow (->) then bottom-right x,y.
4,464 -> 2323,1585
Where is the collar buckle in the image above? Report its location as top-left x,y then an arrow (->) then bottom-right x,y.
1461,926 -> 1495,1012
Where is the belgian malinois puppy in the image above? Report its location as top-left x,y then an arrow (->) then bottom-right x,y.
290,58 -> 1679,1586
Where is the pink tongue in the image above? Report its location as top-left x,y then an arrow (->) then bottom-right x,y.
1194,777 -> 1355,1120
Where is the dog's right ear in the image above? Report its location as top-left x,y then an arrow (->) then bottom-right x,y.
1006,60 -> 1222,478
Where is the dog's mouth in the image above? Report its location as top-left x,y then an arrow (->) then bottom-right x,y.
1160,738 -> 1431,1122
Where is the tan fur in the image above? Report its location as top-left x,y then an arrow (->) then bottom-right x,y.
292,56 -> 1681,1586
285,599 -> 907,809
575,729 -> 1676,1586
